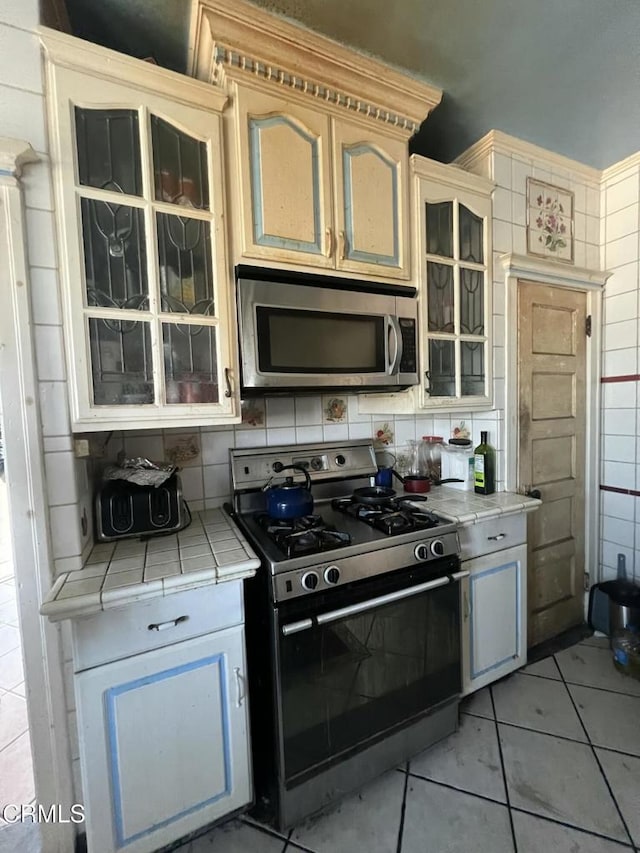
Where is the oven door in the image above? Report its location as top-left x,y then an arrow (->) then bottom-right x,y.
274,557 -> 466,788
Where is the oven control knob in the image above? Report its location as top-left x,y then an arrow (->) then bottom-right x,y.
414,544 -> 430,562
430,539 -> 445,557
335,454 -> 346,466
301,571 -> 319,591
310,456 -> 323,470
324,566 -> 341,585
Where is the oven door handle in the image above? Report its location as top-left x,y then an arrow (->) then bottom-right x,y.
316,575 -> 451,626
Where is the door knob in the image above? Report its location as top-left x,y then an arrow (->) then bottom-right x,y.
526,488 -> 541,499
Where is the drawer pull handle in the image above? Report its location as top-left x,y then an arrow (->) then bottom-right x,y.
234,667 -> 245,707
148,616 -> 188,632
488,533 -> 506,541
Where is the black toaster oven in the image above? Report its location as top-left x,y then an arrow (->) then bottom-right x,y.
95,474 -> 185,541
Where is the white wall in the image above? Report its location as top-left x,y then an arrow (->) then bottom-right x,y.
599,155 -> 640,583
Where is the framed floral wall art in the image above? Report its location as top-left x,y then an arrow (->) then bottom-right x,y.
526,178 -> 574,263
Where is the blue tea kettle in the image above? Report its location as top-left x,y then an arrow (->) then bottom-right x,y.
263,464 -> 313,520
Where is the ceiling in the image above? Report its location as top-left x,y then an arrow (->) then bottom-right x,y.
63,0 -> 640,169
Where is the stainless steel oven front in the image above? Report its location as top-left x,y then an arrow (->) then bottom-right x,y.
245,553 -> 466,829
236,266 -> 419,395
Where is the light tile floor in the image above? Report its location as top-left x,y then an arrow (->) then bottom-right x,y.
178,635 -> 640,853
0,477 -> 36,839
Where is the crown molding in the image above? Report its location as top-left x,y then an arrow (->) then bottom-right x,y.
188,0 -> 442,135
601,150 -> 640,184
410,153 -> 495,196
499,252 -> 610,290
456,130 -> 601,185
0,138 -> 39,178
40,27 -> 228,113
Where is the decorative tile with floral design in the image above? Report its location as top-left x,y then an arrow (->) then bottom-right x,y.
526,178 -> 574,263
452,421 -> 471,440
164,434 -> 200,465
241,399 -> 265,428
373,421 -> 394,447
323,396 -> 347,423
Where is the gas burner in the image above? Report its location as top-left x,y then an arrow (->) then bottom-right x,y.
256,513 -> 351,559
332,495 -> 441,535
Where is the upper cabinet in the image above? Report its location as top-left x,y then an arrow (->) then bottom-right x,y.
43,32 -> 240,431
235,87 -> 408,278
412,156 -> 495,410
190,0 -> 442,283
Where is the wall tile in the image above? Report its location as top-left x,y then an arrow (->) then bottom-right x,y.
585,184 -> 600,216
49,504 -> 83,560
532,165 -> 551,183
0,85 -> 47,152
604,291 -> 638,327
602,408 -> 636,436
201,430 -> 234,465
602,516 -> 635,549
29,267 -> 62,326
44,451 -> 78,507
266,427 -> 296,445
43,436 -> 73,453
34,325 -> 67,383
512,192 -> 526,227
38,381 -> 71,436
511,158 -> 531,194
573,241 -> 586,267
25,209 -> 57,268
493,187 -> 511,221
585,243 -> 601,269
605,233 -> 638,269
511,224 -> 526,254
602,461 -> 635,490
606,203 -> 639,242
0,25 -> 41,92
348,396 -> 372,424
0,2 -> 39,30
323,423 -> 349,442
602,490 -> 635,522
603,348 -> 637,377
179,466 -> 204,503
124,433 -> 165,463
492,152 -> 512,189
295,396 -> 322,426
601,541 -> 634,574
347,422 -> 371,440
604,320 -> 637,352
394,419 -> 416,446
604,262 -> 639,298
22,156 -> 54,211
573,182 -> 587,214
606,176 -> 640,215
603,435 -> 636,464
295,425 -> 323,443
202,464 -> 230,500
574,212 -> 586,242
234,429 -> 266,448
493,219 -> 512,253
603,382 -> 636,409
266,397 -> 295,428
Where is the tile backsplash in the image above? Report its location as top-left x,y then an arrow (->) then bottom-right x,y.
89,396 -> 504,513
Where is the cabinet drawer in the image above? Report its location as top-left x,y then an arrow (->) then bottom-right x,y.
72,582 -> 243,672
458,513 -> 526,561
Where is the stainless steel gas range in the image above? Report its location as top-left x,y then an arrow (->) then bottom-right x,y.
225,440 -> 467,830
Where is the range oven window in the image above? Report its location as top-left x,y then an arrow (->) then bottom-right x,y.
256,307 -> 385,373
277,569 -> 460,784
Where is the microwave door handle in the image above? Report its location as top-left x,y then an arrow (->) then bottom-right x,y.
386,315 -> 403,375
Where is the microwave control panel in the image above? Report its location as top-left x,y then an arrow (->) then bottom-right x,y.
398,318 -> 417,372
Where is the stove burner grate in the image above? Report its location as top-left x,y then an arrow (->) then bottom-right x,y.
331,496 -> 441,534
256,513 -> 352,558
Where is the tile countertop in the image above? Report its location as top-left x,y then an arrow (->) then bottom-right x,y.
40,508 -> 260,622
402,486 -> 542,526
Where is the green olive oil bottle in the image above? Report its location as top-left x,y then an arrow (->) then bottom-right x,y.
474,431 -> 495,495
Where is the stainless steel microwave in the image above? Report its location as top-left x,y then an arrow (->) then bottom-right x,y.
236,266 -> 419,395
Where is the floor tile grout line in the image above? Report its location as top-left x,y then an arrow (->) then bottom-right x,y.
489,684 -> 519,853
395,761 -> 410,853
509,803 -> 636,849
553,653 -> 637,849
406,770 -> 508,809
520,665 -> 640,700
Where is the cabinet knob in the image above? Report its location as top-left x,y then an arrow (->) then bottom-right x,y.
487,533 -> 506,541
325,227 -> 334,257
224,367 -> 233,398
526,488 -> 542,499
338,230 -> 347,260
234,667 -> 245,707
147,616 -> 188,631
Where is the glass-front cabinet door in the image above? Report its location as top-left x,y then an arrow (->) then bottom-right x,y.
413,160 -> 493,410
46,55 -> 238,430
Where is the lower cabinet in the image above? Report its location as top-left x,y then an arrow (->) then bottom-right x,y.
75,624 -> 251,853
461,543 -> 527,695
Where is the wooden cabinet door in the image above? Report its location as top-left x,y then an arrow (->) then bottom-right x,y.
332,119 -> 409,280
236,87 -> 333,267
75,626 -> 251,853
462,544 -> 527,694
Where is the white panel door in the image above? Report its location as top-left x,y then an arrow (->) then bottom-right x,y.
332,118 -> 409,280
75,626 -> 250,853
462,544 -> 527,694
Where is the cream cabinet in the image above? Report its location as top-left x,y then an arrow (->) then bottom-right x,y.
412,155 -> 495,410
459,515 -> 528,694
43,33 -> 240,431
233,86 -> 410,281
72,583 -> 251,853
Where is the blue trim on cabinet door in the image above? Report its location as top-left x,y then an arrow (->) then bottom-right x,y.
106,652 -> 232,847
249,116 -> 323,254
469,559 -> 521,680
342,144 -> 399,267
